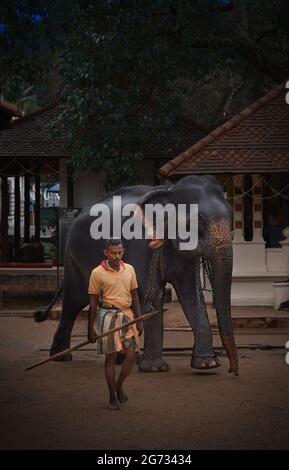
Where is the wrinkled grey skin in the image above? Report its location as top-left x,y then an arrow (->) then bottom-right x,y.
35,175 -> 239,375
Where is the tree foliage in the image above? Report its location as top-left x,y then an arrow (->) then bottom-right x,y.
1,0 -> 289,189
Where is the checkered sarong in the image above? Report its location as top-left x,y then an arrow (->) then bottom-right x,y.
96,307 -> 140,354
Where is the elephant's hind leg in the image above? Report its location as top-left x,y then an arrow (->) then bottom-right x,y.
50,266 -> 89,360
50,294 -> 88,359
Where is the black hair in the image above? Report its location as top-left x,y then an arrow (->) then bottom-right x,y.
104,238 -> 123,249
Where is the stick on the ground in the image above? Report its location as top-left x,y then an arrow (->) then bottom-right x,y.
26,310 -> 158,371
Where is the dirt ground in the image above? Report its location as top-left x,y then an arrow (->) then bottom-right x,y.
0,306 -> 289,450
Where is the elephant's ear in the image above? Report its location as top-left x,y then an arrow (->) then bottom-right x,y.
136,186 -> 174,250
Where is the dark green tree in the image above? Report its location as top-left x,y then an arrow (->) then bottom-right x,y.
1,1 -> 289,189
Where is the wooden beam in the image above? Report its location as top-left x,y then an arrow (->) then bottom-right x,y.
0,176 -> 9,262
34,171 -> 41,242
24,173 -> 30,243
14,175 -> 21,260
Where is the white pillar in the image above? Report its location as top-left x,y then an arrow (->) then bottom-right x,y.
252,174 -> 264,242
233,174 -> 266,274
280,226 -> 289,272
232,175 -> 244,242
232,174 -> 246,275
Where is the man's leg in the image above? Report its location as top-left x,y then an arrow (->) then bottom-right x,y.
104,352 -> 119,410
116,348 -> 137,403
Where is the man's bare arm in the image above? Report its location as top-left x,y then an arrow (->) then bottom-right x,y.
131,289 -> 143,336
87,294 -> 99,342
131,289 -> 142,317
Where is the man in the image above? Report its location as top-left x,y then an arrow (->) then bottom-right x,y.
87,238 -> 143,410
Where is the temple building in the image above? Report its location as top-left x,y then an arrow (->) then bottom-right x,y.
160,84 -> 289,307
0,100 -> 206,296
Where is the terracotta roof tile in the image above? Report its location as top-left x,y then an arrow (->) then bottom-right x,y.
159,83 -> 289,176
0,102 -> 69,158
0,101 -> 207,161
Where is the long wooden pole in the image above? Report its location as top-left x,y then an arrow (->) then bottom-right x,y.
26,310 -> 157,371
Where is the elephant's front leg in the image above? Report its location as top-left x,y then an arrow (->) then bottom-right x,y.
138,291 -> 169,372
172,260 -> 220,370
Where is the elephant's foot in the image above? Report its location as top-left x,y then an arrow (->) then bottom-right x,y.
138,356 -> 169,372
191,354 -> 221,370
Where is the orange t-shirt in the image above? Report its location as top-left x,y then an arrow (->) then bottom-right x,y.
88,262 -> 138,309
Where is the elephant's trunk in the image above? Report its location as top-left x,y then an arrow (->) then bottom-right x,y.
207,220 -> 239,375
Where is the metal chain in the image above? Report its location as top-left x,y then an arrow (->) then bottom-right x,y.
143,250 -> 216,312
201,257 -> 216,306
224,177 -> 289,201
202,257 -> 209,292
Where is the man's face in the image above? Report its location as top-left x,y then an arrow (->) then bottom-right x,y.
104,244 -> 124,263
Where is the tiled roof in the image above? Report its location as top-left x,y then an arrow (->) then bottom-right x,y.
0,102 -> 206,160
159,84 -> 289,176
0,102 -> 69,158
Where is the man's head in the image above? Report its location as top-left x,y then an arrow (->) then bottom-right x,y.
103,238 -> 124,264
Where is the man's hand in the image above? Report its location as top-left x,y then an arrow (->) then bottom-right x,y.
88,328 -> 98,343
136,321 -> 143,337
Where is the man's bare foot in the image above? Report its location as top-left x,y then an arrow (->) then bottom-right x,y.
116,387 -> 128,404
106,401 -> 120,410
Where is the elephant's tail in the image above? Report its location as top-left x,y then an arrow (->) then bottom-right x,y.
34,283 -> 63,322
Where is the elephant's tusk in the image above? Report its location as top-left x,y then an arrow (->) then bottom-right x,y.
149,239 -> 165,249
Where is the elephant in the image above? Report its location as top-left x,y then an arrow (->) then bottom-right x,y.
35,175 -> 239,375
